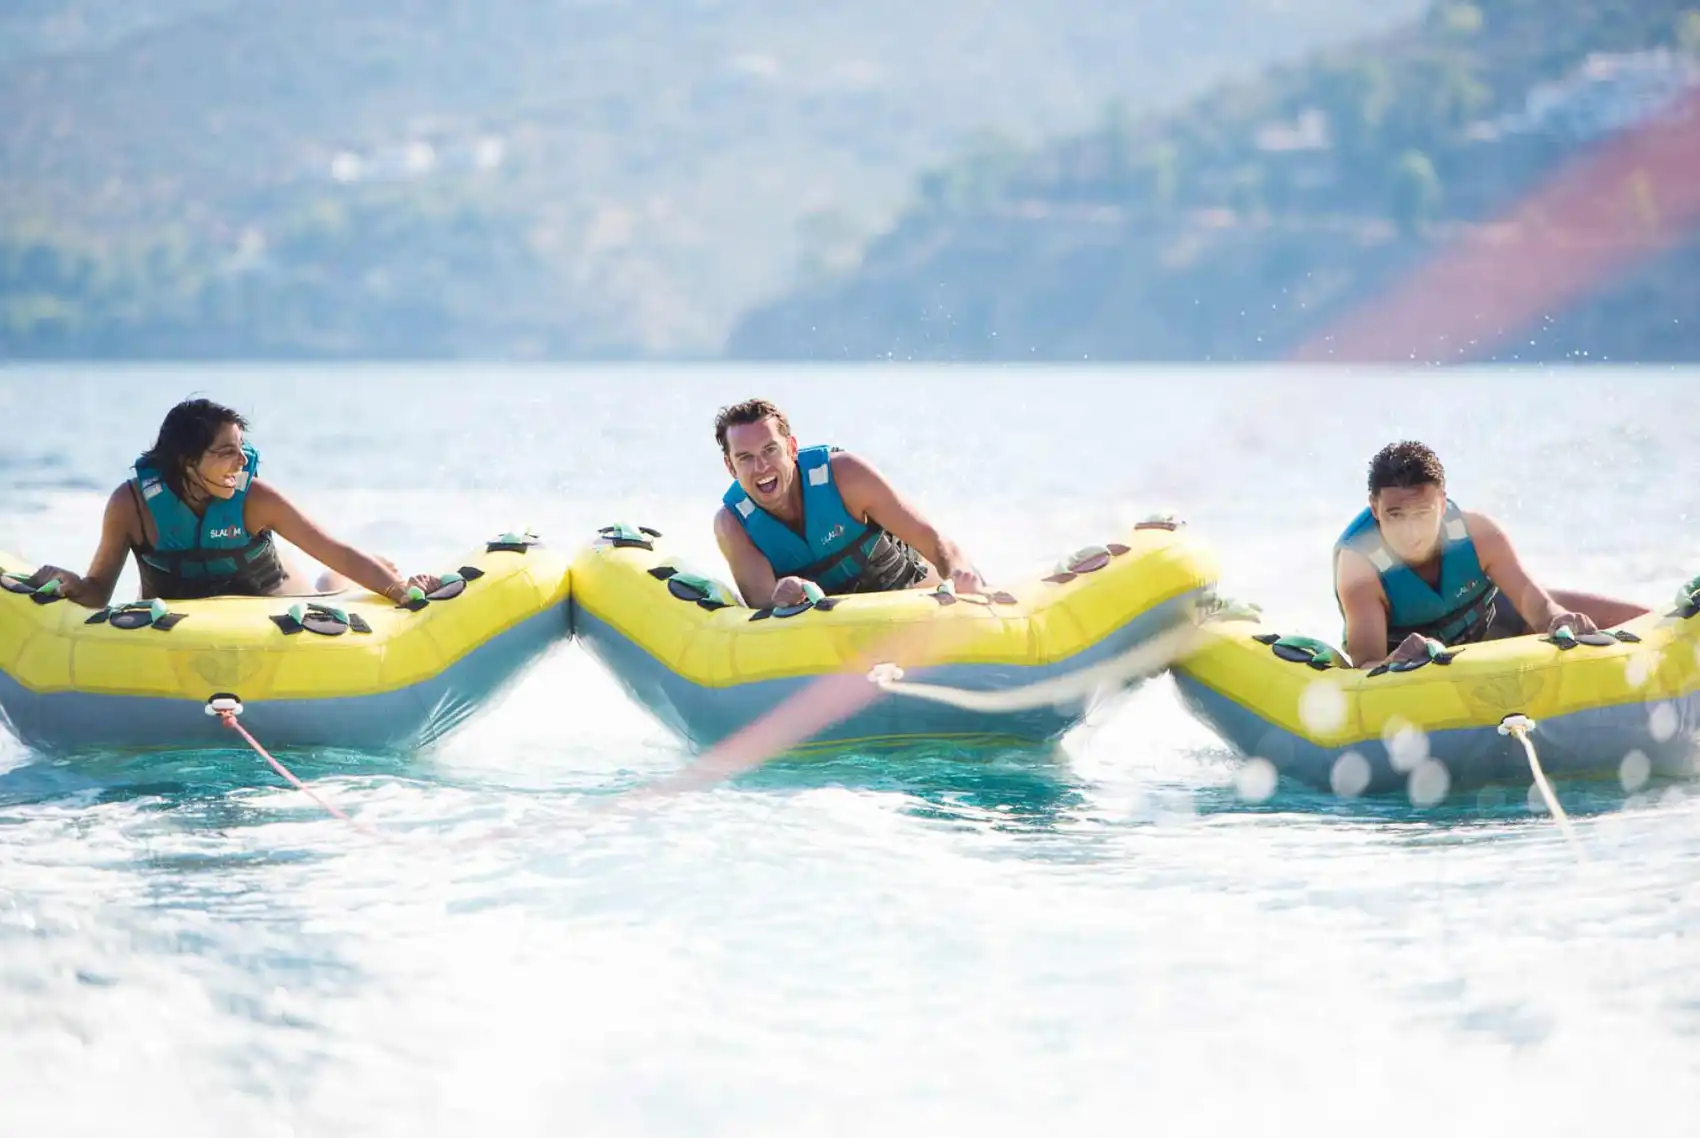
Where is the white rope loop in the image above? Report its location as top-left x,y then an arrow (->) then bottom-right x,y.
1499,714 -> 1588,861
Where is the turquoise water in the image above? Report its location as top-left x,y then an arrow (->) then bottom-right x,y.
3,365 -> 1699,1135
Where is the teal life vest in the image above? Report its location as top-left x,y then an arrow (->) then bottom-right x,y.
131,443 -> 287,600
722,445 -> 926,596
1334,498 -> 1501,650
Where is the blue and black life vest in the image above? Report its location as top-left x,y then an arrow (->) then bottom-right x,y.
1334,498 -> 1501,650
130,443 -> 287,600
722,445 -> 927,596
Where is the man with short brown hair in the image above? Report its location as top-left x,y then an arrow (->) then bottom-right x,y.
711,398 -> 984,608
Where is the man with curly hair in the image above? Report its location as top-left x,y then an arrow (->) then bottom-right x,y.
1334,440 -> 1646,669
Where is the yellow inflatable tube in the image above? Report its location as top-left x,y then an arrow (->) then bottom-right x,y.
0,532 -> 572,754
1173,584 -> 1700,795
571,519 -> 1218,752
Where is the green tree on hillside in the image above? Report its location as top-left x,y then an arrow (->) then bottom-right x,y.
1437,3 -> 1485,38
1102,99 -> 1135,194
1144,142 -> 1180,213
1230,165 -> 1266,217
1315,59 -> 1393,160
1428,56 -> 1492,133
1390,149 -> 1443,234
1378,53 -> 1491,154
795,208 -> 866,283
1679,10 -> 1700,57
918,130 -> 1025,215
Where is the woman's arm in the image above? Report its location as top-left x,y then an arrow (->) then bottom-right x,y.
26,485 -> 138,608
247,480 -> 432,602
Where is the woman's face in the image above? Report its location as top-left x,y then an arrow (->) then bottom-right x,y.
187,421 -> 248,500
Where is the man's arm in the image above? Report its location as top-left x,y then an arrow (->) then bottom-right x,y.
1337,548 -> 1395,669
1464,511 -> 1574,633
713,506 -> 786,608
831,452 -> 983,592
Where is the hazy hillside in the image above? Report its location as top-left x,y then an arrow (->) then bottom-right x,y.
730,0 -> 1700,363
0,0 -> 1423,357
0,1 -> 248,62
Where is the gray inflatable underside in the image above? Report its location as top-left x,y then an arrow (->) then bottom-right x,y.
0,603 -> 570,756
1173,671 -> 1700,794
575,593 -> 1202,752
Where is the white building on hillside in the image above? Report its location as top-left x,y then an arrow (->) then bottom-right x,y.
1487,48 -> 1699,141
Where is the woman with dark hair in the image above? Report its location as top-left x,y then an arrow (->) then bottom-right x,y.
25,398 -> 440,606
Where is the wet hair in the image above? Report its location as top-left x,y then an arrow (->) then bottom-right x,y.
714,398 -> 790,454
140,398 -> 249,499
1368,440 -> 1445,495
